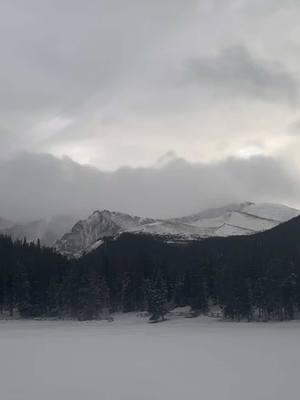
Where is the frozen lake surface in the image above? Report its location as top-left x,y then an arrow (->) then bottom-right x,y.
0,315 -> 299,400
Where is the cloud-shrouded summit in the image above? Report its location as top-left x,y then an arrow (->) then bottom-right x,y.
1,0 -> 300,171
1,1 -> 300,219
0,152 -> 300,222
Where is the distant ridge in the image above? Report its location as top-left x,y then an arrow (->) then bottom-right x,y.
55,202 -> 300,257
0,215 -> 78,246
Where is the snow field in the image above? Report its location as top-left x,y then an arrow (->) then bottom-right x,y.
0,315 -> 299,400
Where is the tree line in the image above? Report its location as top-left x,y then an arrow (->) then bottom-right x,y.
1,214 -> 300,321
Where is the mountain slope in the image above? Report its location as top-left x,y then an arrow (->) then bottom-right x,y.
0,215 -> 78,246
56,210 -> 155,257
0,217 -> 14,231
174,202 -> 300,235
55,202 -> 300,257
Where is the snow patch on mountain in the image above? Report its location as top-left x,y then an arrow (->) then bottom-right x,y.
55,202 -> 300,257
56,210 -> 155,257
174,202 -> 300,237
242,202 -> 300,222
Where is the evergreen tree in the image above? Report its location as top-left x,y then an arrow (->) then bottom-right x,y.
146,269 -> 168,322
15,262 -> 32,317
121,273 -> 136,312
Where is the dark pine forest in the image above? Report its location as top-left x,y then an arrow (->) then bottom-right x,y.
1,215 -> 300,321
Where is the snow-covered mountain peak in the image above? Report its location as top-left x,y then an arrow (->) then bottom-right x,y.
240,202 -> 300,222
174,202 -> 254,225
86,209 -> 155,229
56,209 -> 156,257
55,202 -> 300,257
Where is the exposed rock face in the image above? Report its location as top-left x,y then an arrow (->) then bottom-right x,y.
56,210 -> 155,257
55,203 -> 300,257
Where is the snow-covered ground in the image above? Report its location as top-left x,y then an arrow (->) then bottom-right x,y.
0,314 -> 299,399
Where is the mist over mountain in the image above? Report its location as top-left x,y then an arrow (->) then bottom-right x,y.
0,152 -> 299,223
1,215 -> 78,246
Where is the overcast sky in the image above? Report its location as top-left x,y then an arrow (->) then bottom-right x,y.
1,0 -> 300,220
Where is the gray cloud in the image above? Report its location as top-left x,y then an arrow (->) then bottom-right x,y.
0,0 -> 195,113
0,153 -> 299,222
0,1 -> 300,169
288,118 -> 300,135
0,0 -> 199,163
186,46 -> 298,105
1,0 -> 300,210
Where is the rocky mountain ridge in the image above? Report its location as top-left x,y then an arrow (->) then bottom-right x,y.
55,202 -> 300,257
